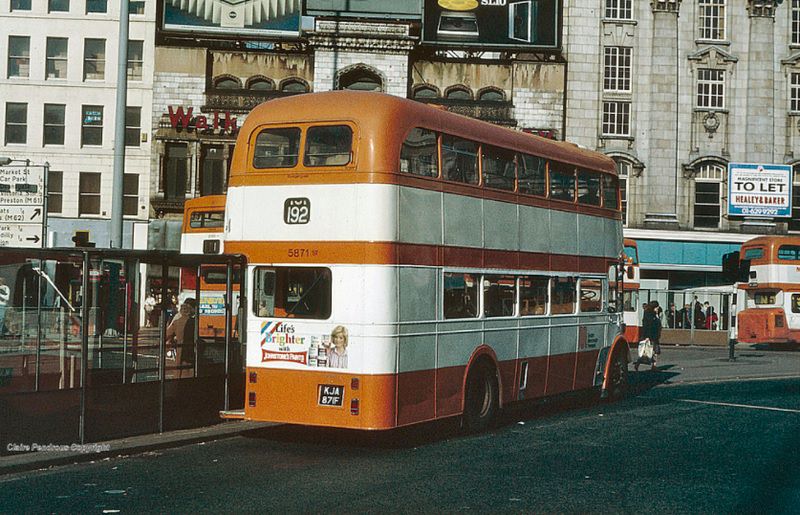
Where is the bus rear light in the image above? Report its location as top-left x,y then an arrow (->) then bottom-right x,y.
350,377 -> 359,390
248,392 -> 256,407
350,398 -> 360,415
249,371 -> 258,384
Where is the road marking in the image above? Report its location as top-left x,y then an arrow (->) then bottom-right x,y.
678,399 -> 800,413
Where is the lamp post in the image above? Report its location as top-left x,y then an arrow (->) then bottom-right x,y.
0,156 -> 49,248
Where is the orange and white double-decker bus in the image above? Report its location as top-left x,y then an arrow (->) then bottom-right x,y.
621,238 -> 641,343
180,195 -> 239,339
735,236 -> 800,346
223,91 -> 629,431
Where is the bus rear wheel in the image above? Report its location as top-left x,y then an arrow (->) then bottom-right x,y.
462,361 -> 499,433
605,350 -> 629,402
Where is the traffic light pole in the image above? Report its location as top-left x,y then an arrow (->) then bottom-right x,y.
110,0 -> 130,249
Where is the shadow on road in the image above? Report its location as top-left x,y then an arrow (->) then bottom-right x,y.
751,343 -> 799,352
239,367 -> 679,450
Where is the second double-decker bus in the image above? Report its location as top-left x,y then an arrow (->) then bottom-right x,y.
180,195 -> 239,339
621,238 -> 641,343
735,236 -> 800,346
224,91 -> 629,431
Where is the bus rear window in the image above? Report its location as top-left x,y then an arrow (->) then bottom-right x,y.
777,245 -> 800,260
190,211 -> 224,229
253,267 -> 331,319
792,294 -> 800,313
254,127 -> 300,168
304,125 -> 352,167
743,247 -> 764,260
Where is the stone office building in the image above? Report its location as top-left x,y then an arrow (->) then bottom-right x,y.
564,0 -> 800,287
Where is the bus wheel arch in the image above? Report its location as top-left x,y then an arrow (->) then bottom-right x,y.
601,335 -> 630,401
461,347 -> 501,433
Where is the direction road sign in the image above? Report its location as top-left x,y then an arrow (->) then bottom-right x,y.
0,163 -> 47,248
0,223 -> 43,248
0,206 -> 43,224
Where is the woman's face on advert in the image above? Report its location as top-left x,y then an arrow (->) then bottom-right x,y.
333,333 -> 346,349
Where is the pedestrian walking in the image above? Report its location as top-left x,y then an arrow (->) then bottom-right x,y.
0,277 -> 9,336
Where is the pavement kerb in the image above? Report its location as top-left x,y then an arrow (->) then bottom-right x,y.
0,420 -> 274,476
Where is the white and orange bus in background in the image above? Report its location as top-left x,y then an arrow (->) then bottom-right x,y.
735,236 -> 800,346
222,91 -> 629,431
621,238 -> 641,343
180,195 -> 240,339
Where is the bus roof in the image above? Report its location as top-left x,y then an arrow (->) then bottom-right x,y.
230,91 -> 616,183
741,235 -> 800,263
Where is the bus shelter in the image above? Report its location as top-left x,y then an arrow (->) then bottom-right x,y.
0,248 -> 245,453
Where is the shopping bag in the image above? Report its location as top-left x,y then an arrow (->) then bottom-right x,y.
638,338 -> 654,360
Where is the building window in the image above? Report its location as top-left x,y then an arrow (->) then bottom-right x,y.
213,75 -> 241,89
793,0 -> 800,45
602,101 -> 630,136
163,143 -> 188,200
11,0 -> 32,10
698,0 -> 725,41
125,106 -> 141,147
5,102 -> 27,144
123,174 -> 138,216
86,0 -> 106,13
81,105 -> 103,146
616,160 -> 631,226
8,36 -> 30,78
48,0 -> 69,11
247,77 -> 274,91
338,68 -> 382,92
128,0 -> 144,14
47,171 -> 63,214
200,145 -> 226,196
697,68 -> 724,109
46,37 -> 68,79
412,85 -> 439,99
445,85 -> 472,100
79,172 -> 101,216
279,78 -> 309,93
478,88 -> 505,101
791,166 -> 800,232
603,47 -> 632,92
791,73 -> 800,113
83,38 -> 106,81
694,163 -> 724,229
44,104 -> 66,145
605,0 -> 631,19
127,40 -> 143,81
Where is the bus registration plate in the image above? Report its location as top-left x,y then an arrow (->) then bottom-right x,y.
318,384 -> 344,407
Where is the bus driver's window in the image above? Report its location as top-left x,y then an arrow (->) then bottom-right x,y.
254,268 -> 276,317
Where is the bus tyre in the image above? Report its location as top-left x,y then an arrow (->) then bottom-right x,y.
605,350 -> 629,402
462,361 -> 499,433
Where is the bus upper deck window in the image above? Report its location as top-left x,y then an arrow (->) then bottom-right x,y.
777,245 -> 800,261
441,135 -> 478,185
602,174 -> 619,209
400,127 -> 438,177
253,127 -> 300,169
518,154 -> 546,196
792,294 -> 800,313
577,170 -> 601,206
304,125 -> 353,167
550,166 -> 576,202
482,146 -> 516,191
190,211 -> 224,229
743,247 -> 764,260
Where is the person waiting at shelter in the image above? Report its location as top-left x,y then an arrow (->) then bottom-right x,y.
166,300 -> 196,378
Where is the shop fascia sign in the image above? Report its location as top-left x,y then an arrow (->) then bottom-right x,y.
167,106 -> 238,134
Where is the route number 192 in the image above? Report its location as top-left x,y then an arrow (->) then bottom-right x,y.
284,197 -> 310,225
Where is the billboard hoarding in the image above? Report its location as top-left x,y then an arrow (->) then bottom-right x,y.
304,0 -> 422,19
162,0 -> 301,37
422,0 -> 559,49
727,163 -> 792,218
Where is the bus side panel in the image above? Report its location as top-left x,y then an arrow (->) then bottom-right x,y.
519,205 -> 552,254
484,319 -> 518,406
444,193 -> 483,248
549,210 -> 579,259
437,321 -> 482,417
574,319 -> 605,390
518,318 -> 550,399
546,318 -> 579,394
396,330 -> 437,426
398,187 -> 443,246
484,199 -> 519,251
